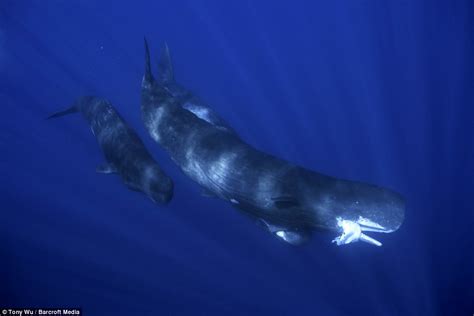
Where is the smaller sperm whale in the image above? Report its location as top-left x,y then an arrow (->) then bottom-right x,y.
48,96 -> 173,204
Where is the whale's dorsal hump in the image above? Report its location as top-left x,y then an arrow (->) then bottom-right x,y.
158,42 -> 175,84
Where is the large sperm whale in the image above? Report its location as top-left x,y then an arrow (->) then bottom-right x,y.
48,96 -> 174,204
141,40 -> 405,246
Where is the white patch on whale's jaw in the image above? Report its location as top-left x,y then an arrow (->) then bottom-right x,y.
332,219 -> 362,245
332,216 -> 392,247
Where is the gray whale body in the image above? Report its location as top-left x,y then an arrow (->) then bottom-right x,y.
141,40 -> 405,246
48,96 -> 174,204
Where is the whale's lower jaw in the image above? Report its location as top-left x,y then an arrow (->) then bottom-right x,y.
332,216 -> 395,247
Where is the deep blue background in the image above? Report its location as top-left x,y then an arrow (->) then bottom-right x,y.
1,0 -> 473,315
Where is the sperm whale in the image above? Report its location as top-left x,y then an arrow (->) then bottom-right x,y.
140,40 -> 405,246
48,96 -> 174,204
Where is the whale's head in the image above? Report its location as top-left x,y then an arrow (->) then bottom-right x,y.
143,165 -> 174,204
319,178 -> 405,247
295,171 -> 405,247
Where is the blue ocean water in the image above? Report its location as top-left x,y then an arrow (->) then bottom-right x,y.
1,0 -> 473,315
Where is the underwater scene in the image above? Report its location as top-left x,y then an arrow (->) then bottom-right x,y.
1,0 -> 473,315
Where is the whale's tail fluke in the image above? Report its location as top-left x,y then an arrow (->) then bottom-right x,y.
46,106 -> 78,120
47,96 -> 98,120
144,37 -> 154,83
142,38 -> 176,107
158,42 -> 174,84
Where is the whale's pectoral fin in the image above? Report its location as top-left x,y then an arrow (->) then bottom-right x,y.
274,230 -> 311,246
96,163 -> 117,174
257,219 -> 311,246
271,196 -> 301,209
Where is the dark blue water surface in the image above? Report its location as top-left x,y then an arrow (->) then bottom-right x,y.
1,1 -> 473,315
